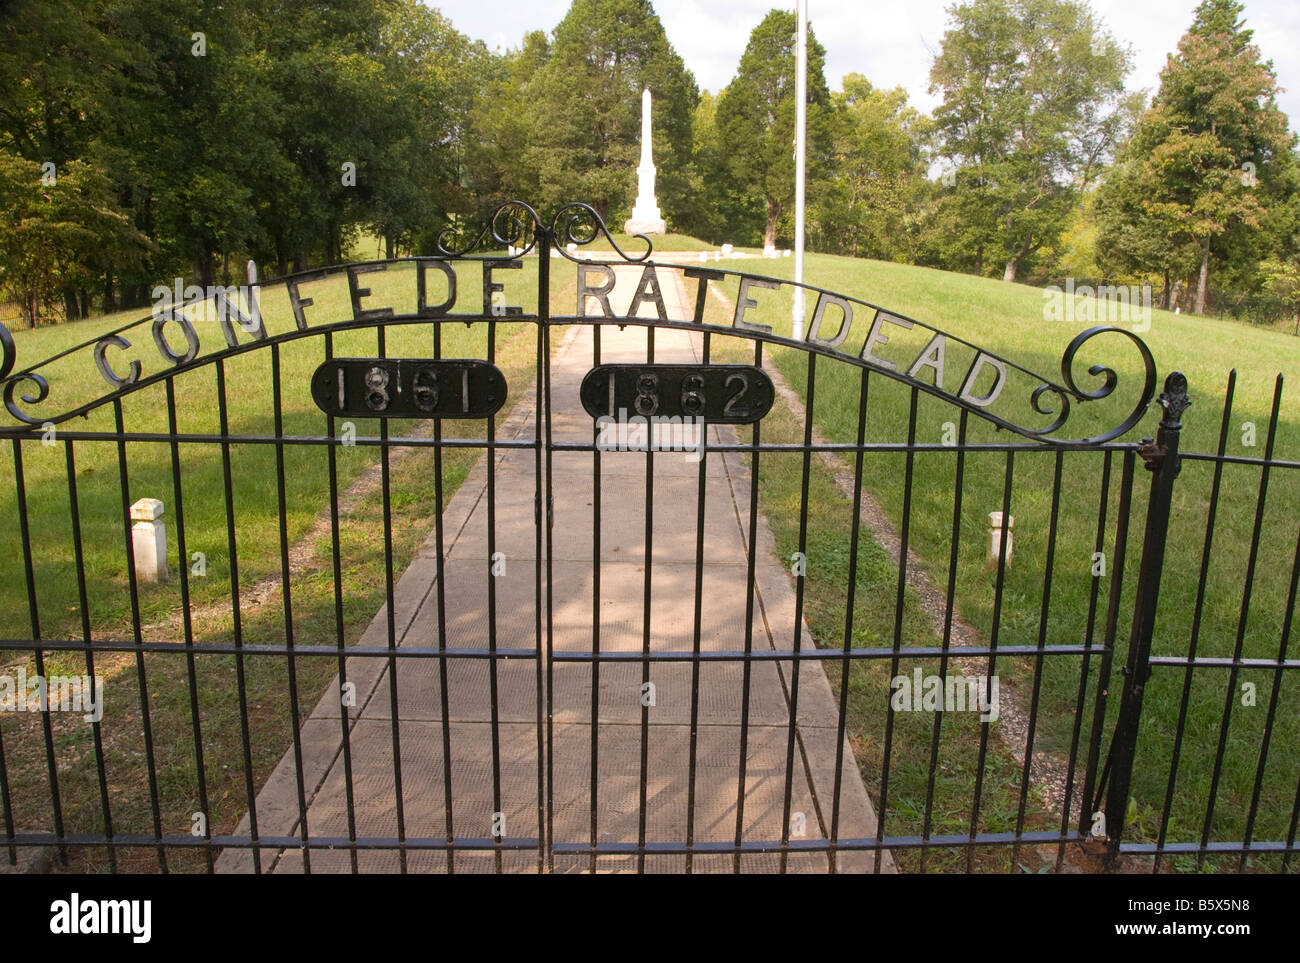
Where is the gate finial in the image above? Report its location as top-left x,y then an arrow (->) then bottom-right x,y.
1158,371 -> 1191,428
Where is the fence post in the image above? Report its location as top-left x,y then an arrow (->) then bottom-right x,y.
1104,371 -> 1191,866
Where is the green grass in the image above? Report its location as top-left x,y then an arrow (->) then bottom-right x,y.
711,330 -> 1052,872
696,252 -> 1300,870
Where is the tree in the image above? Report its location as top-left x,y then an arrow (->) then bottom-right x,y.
811,75 -> 931,260
0,0 -> 118,166
461,31 -> 550,214
1098,0 -> 1295,315
518,0 -> 698,224
716,9 -> 832,250
0,0 -> 496,320
0,153 -> 147,326
1095,138 -> 1202,307
929,0 -> 1133,282
367,1 -> 486,257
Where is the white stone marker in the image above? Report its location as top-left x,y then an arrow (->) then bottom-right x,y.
987,511 -> 1014,569
624,88 -> 667,236
130,498 -> 168,582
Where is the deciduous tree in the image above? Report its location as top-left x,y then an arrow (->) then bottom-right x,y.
929,0 -> 1132,282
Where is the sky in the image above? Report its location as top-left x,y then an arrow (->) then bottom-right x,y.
426,0 -> 1300,125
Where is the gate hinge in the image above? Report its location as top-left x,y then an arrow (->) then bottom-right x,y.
1082,835 -> 1109,856
1137,437 -> 1165,472
1120,663 -> 1152,686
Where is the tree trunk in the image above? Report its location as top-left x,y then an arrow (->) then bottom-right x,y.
78,289 -> 89,318
63,287 -> 79,321
274,232 -> 288,277
1002,259 -> 1018,283
1170,279 -> 1185,312
196,248 -> 216,289
103,272 -> 116,314
385,233 -> 394,260
1194,237 -> 1210,316
764,203 -> 780,250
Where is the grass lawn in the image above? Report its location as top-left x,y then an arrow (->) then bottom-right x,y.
693,251 -> 1300,871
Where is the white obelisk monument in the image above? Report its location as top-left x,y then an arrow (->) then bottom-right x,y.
624,88 -> 667,235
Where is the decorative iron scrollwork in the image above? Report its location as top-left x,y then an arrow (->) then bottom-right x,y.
435,200 -> 543,258
550,202 -> 652,263
0,320 -> 13,382
1041,325 -> 1158,445
434,200 -> 653,263
0,321 -> 52,425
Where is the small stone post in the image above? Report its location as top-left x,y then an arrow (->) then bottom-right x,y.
130,498 -> 167,582
987,511 -> 1013,569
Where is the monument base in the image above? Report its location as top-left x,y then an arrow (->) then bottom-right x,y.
624,216 -> 666,236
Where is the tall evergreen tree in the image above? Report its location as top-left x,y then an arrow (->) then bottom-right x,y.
519,0 -> 698,224
716,9 -> 832,250
1097,0 -> 1295,314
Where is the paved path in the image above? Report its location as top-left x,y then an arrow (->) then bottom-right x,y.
217,259 -> 890,873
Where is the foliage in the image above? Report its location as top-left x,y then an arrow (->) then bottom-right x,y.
0,152 -> 147,326
715,8 -> 832,249
811,75 -> 932,262
1095,0 -> 1297,314
928,0 -> 1134,281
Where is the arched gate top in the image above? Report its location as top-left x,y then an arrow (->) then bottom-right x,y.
0,200 -> 1160,445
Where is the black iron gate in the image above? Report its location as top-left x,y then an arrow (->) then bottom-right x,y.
0,201 -> 1295,873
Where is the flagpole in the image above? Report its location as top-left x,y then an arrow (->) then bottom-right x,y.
792,0 -> 807,339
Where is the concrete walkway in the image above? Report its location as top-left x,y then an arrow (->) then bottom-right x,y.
217,260 -> 890,873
